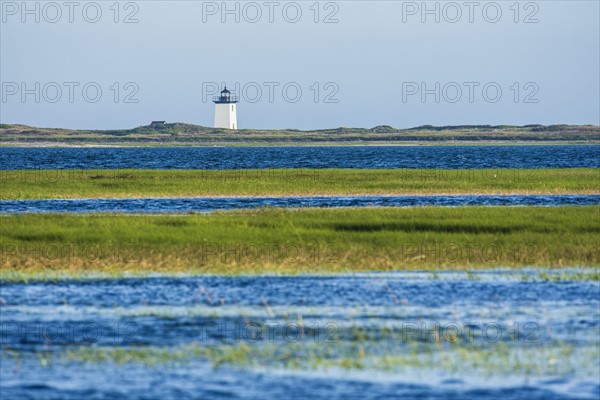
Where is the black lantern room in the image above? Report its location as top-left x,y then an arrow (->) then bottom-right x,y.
213,86 -> 239,104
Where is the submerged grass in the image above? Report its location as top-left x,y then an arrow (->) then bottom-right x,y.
1,168 -> 598,200
0,206 -> 598,279
18,340 -> 598,378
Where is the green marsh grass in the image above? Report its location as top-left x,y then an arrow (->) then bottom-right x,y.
1,206 -> 598,279
1,168 -> 598,200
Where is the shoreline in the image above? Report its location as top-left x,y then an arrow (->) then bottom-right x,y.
2,267 -> 598,283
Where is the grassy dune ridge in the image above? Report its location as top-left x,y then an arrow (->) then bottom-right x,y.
1,123 -> 599,146
1,168 -> 598,200
1,207 -> 598,278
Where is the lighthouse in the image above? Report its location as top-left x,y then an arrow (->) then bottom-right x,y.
213,86 -> 238,129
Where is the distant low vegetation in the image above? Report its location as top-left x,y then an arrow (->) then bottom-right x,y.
1,123 -> 598,146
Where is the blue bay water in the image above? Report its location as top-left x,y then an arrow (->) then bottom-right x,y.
1,272 -> 598,400
1,145 -> 599,170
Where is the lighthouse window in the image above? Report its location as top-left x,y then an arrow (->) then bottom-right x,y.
231,105 -> 234,111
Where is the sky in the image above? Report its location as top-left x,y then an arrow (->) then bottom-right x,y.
1,0 -> 599,130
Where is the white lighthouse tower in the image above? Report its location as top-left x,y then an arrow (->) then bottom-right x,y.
213,86 -> 238,129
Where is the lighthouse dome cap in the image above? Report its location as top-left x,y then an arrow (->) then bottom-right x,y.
221,86 -> 231,94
